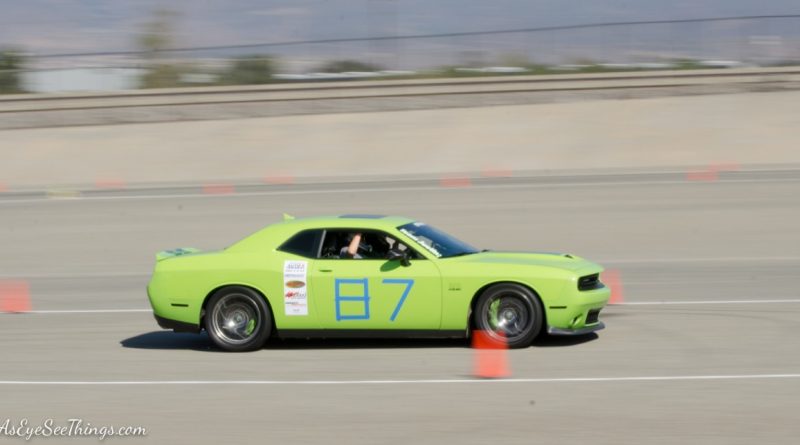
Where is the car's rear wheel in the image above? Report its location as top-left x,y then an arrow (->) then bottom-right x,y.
204,286 -> 272,352
473,283 -> 543,348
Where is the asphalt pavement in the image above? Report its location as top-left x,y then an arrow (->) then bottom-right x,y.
1,172 -> 799,444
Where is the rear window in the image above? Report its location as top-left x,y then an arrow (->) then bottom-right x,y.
278,230 -> 322,258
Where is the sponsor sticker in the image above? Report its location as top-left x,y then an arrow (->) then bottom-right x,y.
283,260 -> 308,316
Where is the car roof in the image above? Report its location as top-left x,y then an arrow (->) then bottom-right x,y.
226,215 -> 420,252
282,215 -> 416,230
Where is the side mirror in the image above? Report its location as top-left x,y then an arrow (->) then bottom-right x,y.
387,249 -> 411,267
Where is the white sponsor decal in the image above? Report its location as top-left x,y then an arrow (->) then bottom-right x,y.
283,260 -> 308,316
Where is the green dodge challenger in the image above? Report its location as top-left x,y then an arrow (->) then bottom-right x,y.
147,215 -> 610,351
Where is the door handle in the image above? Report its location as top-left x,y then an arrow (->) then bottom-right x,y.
318,268 -> 333,273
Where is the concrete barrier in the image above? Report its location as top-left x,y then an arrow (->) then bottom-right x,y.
1,89 -> 798,190
1,67 -> 799,130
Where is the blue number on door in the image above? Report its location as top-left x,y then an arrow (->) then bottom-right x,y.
334,278 -> 370,321
383,278 -> 414,322
333,278 -> 415,321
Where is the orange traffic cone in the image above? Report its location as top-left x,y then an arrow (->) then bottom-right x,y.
472,330 -> 510,379
0,280 -> 31,313
602,269 -> 625,304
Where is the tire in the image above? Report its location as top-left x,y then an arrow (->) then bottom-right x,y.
473,283 -> 543,348
204,286 -> 272,352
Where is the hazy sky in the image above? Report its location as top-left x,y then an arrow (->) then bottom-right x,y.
1,0 -> 798,54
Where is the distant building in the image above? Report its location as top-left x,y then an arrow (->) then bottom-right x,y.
23,68 -> 145,93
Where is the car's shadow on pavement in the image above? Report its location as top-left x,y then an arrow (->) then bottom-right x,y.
120,331 -> 221,352
121,331 -> 599,351
270,333 -> 599,349
532,333 -> 599,347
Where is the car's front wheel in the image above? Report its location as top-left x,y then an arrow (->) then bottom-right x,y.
204,286 -> 272,352
473,283 -> 543,348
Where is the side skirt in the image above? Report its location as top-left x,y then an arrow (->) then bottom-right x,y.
277,329 -> 466,340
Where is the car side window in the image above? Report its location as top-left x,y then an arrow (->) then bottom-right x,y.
319,230 -> 354,259
388,237 -> 423,259
318,229 -> 424,260
278,230 -> 323,258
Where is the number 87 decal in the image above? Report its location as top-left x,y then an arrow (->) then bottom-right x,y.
334,278 -> 414,321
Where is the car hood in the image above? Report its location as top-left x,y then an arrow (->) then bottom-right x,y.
452,251 -> 599,272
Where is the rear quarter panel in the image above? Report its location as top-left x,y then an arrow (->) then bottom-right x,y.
148,250 -> 321,329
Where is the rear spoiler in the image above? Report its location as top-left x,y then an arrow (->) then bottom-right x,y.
156,247 -> 201,262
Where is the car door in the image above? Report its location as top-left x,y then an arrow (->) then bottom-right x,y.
309,229 -> 442,330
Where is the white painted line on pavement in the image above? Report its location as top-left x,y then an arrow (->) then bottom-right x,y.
0,373 -> 798,386
3,298 -> 800,316
614,299 -> 800,305
0,272 -> 149,279
602,256 -> 800,264
2,309 -> 152,314
2,176 -> 799,205
2,255 -> 799,280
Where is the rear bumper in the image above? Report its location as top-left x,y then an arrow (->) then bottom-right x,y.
547,321 -> 605,336
154,313 -> 201,333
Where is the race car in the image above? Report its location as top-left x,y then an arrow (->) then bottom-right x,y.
147,215 -> 610,351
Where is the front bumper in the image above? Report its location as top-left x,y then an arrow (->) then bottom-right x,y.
547,321 -> 605,336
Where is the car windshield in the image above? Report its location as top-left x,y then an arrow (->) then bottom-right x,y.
397,222 -> 479,258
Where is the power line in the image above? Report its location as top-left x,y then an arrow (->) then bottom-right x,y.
30,14 -> 800,59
